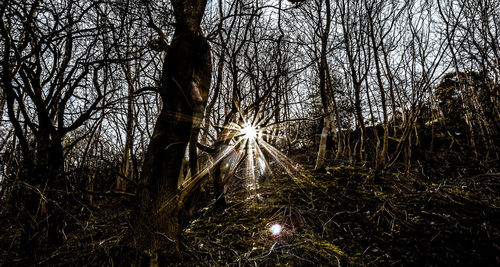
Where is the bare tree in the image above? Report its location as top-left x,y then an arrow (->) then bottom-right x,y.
129,0 -> 212,253
312,0 -> 333,171
0,0 -> 115,251
335,0 -> 370,163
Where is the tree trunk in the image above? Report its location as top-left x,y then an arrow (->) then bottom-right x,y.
117,82 -> 134,192
315,116 -> 332,172
367,7 -> 389,171
314,0 -> 331,171
18,130 -> 64,255
129,0 -> 211,253
327,71 -> 343,161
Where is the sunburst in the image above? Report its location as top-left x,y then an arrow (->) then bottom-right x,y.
181,107 -> 302,202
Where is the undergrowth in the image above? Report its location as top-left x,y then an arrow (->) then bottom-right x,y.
1,166 -> 499,265
176,166 -> 500,265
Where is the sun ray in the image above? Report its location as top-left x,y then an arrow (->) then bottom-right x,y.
259,139 -> 301,178
254,140 -> 275,180
246,139 -> 257,200
181,137 -> 245,190
182,104 -> 303,203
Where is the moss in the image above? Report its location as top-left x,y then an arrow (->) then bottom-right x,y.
174,165 -> 500,265
5,157 -> 497,266
289,237 -> 342,263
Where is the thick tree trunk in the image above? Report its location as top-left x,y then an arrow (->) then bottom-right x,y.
129,0 -> 211,253
19,131 -> 64,255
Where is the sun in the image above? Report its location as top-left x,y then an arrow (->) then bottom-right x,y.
241,123 -> 258,140
180,108 -> 302,204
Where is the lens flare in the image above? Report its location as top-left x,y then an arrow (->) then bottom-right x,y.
241,124 -> 258,140
177,107 -> 302,206
270,224 -> 282,235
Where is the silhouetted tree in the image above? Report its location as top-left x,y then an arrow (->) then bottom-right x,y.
129,0 -> 212,253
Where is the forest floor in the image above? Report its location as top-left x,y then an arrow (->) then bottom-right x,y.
2,160 -> 500,266
174,165 -> 500,266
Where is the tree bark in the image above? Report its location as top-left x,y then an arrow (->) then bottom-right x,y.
314,0 -> 331,171
367,3 -> 389,171
315,115 -> 332,171
129,0 -> 211,253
